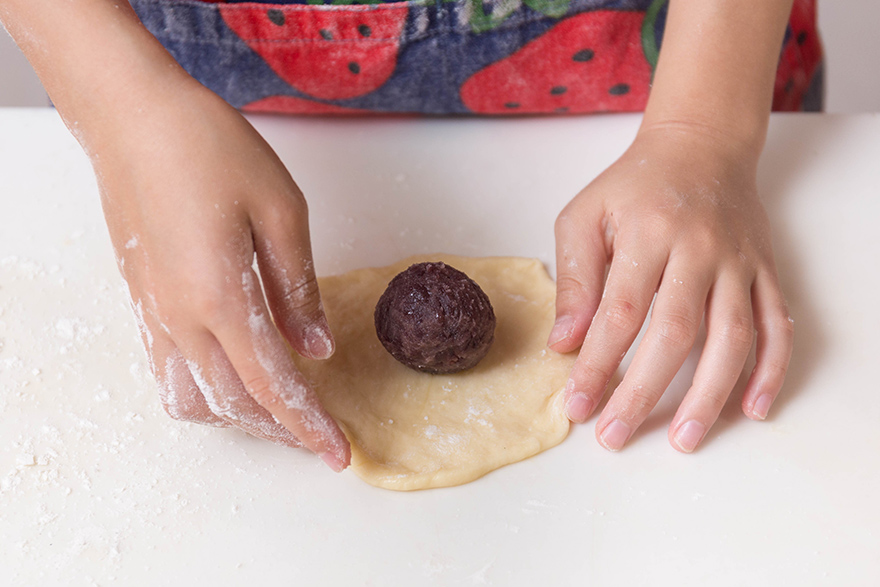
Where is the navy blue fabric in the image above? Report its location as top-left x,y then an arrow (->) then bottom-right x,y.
129,0 -> 821,114
130,0 -> 660,113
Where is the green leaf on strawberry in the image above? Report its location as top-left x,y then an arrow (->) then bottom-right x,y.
466,0 -> 570,33
523,0 -> 571,19
641,0 -> 667,72
466,0 -> 524,34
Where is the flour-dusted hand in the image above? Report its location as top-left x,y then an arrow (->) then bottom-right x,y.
0,0 -> 350,470
550,125 -> 793,453
99,90 -> 350,471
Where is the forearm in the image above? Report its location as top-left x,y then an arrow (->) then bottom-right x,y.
0,0 -> 203,149
641,0 -> 794,160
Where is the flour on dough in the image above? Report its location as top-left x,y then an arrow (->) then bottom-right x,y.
293,255 -> 575,491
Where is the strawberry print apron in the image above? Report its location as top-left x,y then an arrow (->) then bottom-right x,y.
130,0 -> 823,114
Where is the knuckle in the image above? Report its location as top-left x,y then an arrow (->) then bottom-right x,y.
637,214 -> 674,242
201,391 -> 235,421
571,360 -> 616,394
763,356 -> 791,382
601,297 -> 644,334
190,288 -> 233,323
554,203 -> 578,235
655,312 -> 699,349
688,225 -> 722,256
189,278 -> 253,327
773,313 -> 796,341
694,387 -> 729,414
719,314 -> 755,352
157,391 -> 188,421
269,190 -> 309,227
286,187 -> 309,215
555,274 -> 598,311
283,273 -> 322,314
554,211 -> 569,235
242,374 -> 278,407
160,400 -> 207,424
158,383 -> 219,425
619,384 -> 659,416
556,273 -> 587,293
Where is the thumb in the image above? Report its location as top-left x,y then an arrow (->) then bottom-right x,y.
253,198 -> 335,360
550,204 -> 607,353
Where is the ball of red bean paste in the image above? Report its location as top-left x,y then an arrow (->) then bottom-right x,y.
374,262 -> 496,374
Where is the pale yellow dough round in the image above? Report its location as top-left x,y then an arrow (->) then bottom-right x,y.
293,255 -> 575,491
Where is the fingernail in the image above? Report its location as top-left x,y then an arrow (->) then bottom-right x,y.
565,392 -> 594,422
319,451 -> 346,473
753,394 -> 773,420
599,419 -> 631,451
673,420 -> 706,453
548,316 -> 575,347
304,323 -> 335,360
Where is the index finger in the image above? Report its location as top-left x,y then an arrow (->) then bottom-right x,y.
564,242 -> 666,425
211,268 -> 351,471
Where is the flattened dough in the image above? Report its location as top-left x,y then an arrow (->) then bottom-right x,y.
294,255 -> 575,491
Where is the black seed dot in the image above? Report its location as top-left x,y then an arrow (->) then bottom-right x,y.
504,102 -> 521,109
319,29 -> 333,40
609,83 -> 630,96
796,31 -> 808,45
784,78 -> 794,93
267,9 -> 285,26
572,49 -> 594,62
348,62 -> 361,74
358,24 -> 372,37
555,107 -> 570,113
550,86 -> 567,95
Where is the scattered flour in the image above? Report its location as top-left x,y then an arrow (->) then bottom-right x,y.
0,253 -> 301,582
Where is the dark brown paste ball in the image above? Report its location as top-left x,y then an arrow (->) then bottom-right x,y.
374,262 -> 496,374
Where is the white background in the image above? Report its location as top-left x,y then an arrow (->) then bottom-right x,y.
1,0 -> 879,112
3,108 -> 880,586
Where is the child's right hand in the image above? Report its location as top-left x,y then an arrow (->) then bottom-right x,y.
1,0 -> 349,470
93,84 -> 351,471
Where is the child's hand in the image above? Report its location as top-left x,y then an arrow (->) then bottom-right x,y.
550,125 -> 793,453
94,86 -> 350,471
0,0 -> 349,470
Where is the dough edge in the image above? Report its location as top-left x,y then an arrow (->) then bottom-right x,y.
314,254 -> 574,491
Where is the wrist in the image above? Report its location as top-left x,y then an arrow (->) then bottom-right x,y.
637,0 -> 793,167
83,69 -> 220,153
635,115 -> 765,174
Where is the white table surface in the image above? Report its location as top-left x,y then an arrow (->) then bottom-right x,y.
1,108 -> 878,585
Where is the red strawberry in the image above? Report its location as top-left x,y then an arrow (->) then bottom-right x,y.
243,95 -> 373,115
773,0 -> 822,111
461,10 -> 651,114
219,4 -> 408,100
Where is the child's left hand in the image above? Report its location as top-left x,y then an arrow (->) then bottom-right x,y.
549,124 -> 794,453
